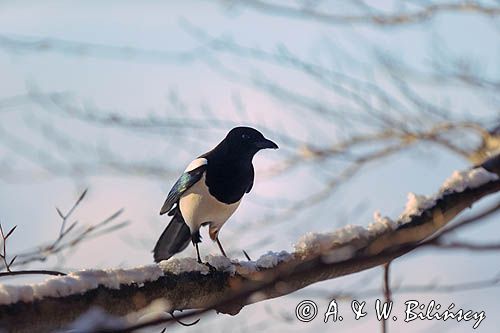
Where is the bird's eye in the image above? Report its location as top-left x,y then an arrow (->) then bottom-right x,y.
241,134 -> 250,140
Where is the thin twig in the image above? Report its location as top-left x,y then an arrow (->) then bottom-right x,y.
0,223 -> 17,272
242,250 -> 252,261
168,311 -> 200,327
0,222 -> 66,277
0,269 -> 66,277
381,262 -> 392,333
432,241 -> 500,251
12,209 -> 127,268
421,198 -> 500,247
57,188 -> 88,237
228,0 -> 500,26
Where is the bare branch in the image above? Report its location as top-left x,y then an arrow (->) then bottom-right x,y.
222,1 -> 500,26
0,270 -> 65,278
8,191 -> 128,269
0,223 -> 15,272
381,262 -> 392,333
317,274 -> 500,300
0,222 -> 66,277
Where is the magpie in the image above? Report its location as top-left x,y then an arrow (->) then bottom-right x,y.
153,126 -> 278,263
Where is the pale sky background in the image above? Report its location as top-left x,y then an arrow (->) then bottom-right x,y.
0,1 -> 499,332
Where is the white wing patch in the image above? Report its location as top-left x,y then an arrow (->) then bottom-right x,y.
184,158 -> 208,172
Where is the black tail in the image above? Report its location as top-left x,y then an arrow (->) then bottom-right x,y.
153,208 -> 191,262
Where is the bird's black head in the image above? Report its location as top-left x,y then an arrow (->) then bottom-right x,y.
221,126 -> 278,159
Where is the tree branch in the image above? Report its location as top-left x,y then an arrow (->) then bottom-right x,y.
223,1 -> 500,26
0,154 -> 499,333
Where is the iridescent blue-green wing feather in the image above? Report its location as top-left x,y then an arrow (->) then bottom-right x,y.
159,165 -> 206,216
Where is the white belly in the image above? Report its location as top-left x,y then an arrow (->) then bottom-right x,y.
179,174 -> 241,239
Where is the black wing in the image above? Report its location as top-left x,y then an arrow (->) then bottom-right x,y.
159,165 -> 206,216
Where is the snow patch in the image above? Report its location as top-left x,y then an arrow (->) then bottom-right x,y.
159,257 -> 210,275
159,256 -> 236,275
206,255 -> 235,274
233,251 -> 293,274
441,167 -> 499,193
157,252 -> 294,279
399,193 -> 436,223
294,225 -> 369,256
255,251 -> 293,268
205,251 -> 293,275
291,167 -> 498,259
368,211 -> 398,235
399,167 -> 498,223
0,265 -> 163,305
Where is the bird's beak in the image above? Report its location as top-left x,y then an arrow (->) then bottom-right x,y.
255,138 -> 279,150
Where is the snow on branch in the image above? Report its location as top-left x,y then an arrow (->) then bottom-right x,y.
1,155 -> 499,333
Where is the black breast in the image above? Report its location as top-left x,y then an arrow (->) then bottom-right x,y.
204,159 -> 254,204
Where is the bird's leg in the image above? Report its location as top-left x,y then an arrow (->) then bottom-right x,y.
215,237 -> 227,257
195,242 -> 202,264
191,231 -> 203,264
191,231 -> 214,270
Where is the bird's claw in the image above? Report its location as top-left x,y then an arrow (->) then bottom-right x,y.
203,261 -> 217,272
